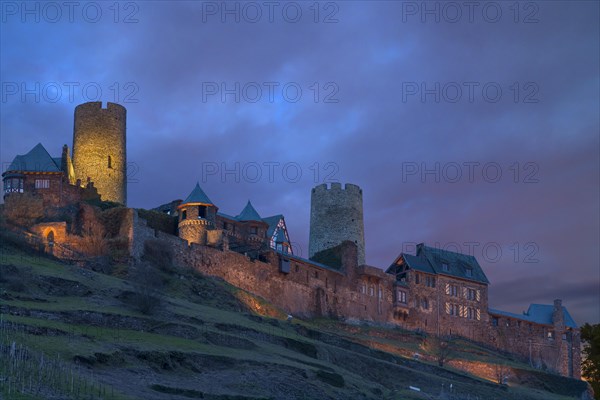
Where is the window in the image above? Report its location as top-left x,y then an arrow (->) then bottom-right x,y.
562,333 -> 567,341
108,155 -> 112,168
492,317 -> 499,326
467,307 -> 475,320
441,262 -> 449,272
446,302 -> 459,316
4,177 -> 24,193
35,179 -> 50,189
467,288 -> 477,301
198,205 -> 207,219
361,284 -> 366,294
425,276 -> 435,287
465,268 -> 473,277
547,331 -> 555,340
421,298 -> 429,310
181,210 -> 187,220
415,273 -> 420,284
398,290 -> 407,304
445,283 -> 458,297
378,288 -> 383,299
369,286 -> 375,296
250,226 -> 258,235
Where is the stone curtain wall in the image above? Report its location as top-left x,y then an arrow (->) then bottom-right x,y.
127,210 -> 579,378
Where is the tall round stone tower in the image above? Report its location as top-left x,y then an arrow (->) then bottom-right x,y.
72,102 -> 127,205
309,182 -> 366,265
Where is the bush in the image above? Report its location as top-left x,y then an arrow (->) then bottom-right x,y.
137,209 -> 177,235
127,262 -> 163,315
142,239 -> 175,274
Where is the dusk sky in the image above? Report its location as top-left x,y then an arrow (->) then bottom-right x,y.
1,1 -> 598,324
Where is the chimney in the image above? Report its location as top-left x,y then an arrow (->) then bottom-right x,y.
552,299 -> 565,329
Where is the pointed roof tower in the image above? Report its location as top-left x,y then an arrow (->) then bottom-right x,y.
236,200 -> 262,221
182,182 -> 214,205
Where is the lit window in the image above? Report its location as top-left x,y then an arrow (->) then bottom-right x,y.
35,179 -> 50,189
547,331 -> 555,340
4,178 -> 24,193
398,291 -> 407,304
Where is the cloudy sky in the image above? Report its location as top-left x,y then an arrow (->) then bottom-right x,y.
1,1 -> 598,324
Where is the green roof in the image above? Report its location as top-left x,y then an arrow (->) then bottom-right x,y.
236,200 -> 262,221
262,214 -> 283,238
388,243 -> 490,285
5,143 -> 60,173
489,304 -> 577,328
182,182 -> 214,205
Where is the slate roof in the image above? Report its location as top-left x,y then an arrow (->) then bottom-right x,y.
387,243 -> 490,285
236,201 -> 262,221
5,143 -> 61,173
262,214 -> 284,238
274,228 -> 288,243
489,305 -> 577,328
182,182 -> 214,205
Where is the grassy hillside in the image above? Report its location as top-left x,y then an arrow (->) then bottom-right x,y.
0,236 -> 590,400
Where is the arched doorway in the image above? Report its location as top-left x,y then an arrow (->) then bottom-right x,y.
46,230 -> 55,247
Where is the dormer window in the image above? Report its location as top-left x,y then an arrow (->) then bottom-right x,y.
442,262 -> 449,272
466,268 -> 473,278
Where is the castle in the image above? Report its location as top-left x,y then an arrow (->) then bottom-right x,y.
2,102 -> 582,380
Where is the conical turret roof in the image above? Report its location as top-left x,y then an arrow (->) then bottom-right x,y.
236,200 -> 262,221
183,182 -> 214,205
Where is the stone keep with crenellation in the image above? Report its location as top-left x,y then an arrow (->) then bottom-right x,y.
72,102 -> 127,205
309,183 -> 366,265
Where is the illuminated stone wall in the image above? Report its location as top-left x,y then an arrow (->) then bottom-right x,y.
73,102 -> 127,205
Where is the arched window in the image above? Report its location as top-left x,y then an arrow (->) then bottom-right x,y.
108,155 -> 112,168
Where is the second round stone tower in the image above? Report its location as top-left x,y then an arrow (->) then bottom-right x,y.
72,102 -> 127,205
309,183 -> 366,265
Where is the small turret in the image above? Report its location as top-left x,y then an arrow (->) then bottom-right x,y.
177,182 -> 218,245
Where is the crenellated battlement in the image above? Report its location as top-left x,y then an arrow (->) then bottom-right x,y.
312,182 -> 363,195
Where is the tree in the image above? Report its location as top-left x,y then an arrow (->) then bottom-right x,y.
581,323 -> 600,399
494,363 -> 510,385
421,334 -> 454,367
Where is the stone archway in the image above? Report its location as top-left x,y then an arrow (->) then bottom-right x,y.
46,230 -> 55,246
